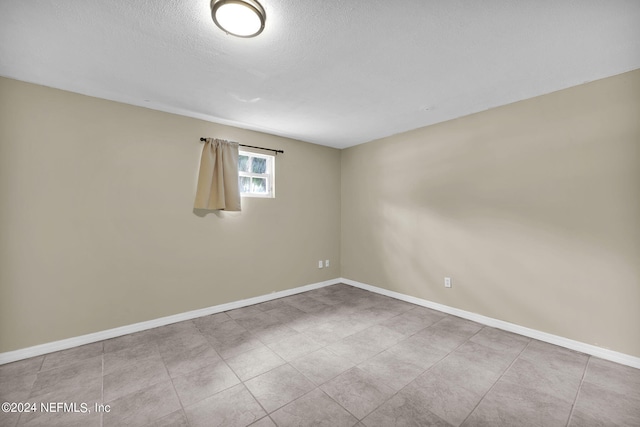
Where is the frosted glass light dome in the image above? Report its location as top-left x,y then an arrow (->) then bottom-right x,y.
211,0 -> 266,38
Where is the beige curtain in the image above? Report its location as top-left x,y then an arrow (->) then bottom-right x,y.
194,138 -> 241,211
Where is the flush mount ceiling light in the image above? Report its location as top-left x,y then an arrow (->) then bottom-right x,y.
211,0 -> 266,38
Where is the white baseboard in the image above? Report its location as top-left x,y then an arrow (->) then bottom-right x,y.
3,277 -> 638,370
0,278 -> 341,365
340,277 -> 640,370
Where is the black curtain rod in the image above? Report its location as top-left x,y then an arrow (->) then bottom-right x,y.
199,138 -> 284,154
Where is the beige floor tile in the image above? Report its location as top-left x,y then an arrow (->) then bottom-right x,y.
363,391 -> 451,427
104,380 -> 181,427
3,284 -> 637,427
320,367 -> 395,420
569,381 -> 640,426
290,348 -> 355,386
40,343 -> 103,372
184,384 -> 266,427
268,332 -> 323,361
462,380 -> 572,427
244,364 -> 315,413
226,346 -> 285,381
173,359 -> 240,406
270,388 -> 358,426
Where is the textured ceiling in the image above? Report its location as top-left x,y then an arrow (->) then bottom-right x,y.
1,1 -> 639,148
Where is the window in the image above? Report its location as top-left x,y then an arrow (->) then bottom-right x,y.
238,150 -> 275,198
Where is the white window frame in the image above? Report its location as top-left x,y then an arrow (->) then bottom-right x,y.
238,150 -> 275,198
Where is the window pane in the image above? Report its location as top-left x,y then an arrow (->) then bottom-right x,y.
238,155 -> 249,172
239,176 -> 251,193
251,177 -> 267,193
251,157 -> 267,174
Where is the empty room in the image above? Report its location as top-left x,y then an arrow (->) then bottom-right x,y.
0,1 -> 639,426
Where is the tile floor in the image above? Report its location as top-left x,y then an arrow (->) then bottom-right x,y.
1,284 -> 639,426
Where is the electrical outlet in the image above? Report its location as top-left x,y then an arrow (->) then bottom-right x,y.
444,277 -> 452,288
325,260 -> 330,268
318,260 -> 323,269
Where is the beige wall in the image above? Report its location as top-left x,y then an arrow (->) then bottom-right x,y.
341,70 -> 640,357
2,70 -> 639,358
0,77 -> 341,352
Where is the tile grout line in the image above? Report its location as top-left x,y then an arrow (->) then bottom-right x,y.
14,406 -> 22,427
18,353 -> 46,426
243,291 -> 400,423
164,346 -> 194,426
36,354 -> 45,372
162,339 -> 193,427
316,386 -> 363,425
164,320 -> 236,427
347,317 -> 485,423
157,299 -> 342,423
320,307 -> 445,367
379,322 -> 492,424
8,284 -> 635,426
214,316 -> 289,423
318,380 -> 365,423
195,309 -> 311,420
240,372 -> 278,420
458,338 -> 533,426
253,384 -> 319,424
100,348 -> 104,427
288,343 -> 353,388
283,334 -> 365,422
289,314 -> 377,418
374,310 -> 453,413
394,315 -> 477,379
266,414 -> 277,426
565,355 -> 590,427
